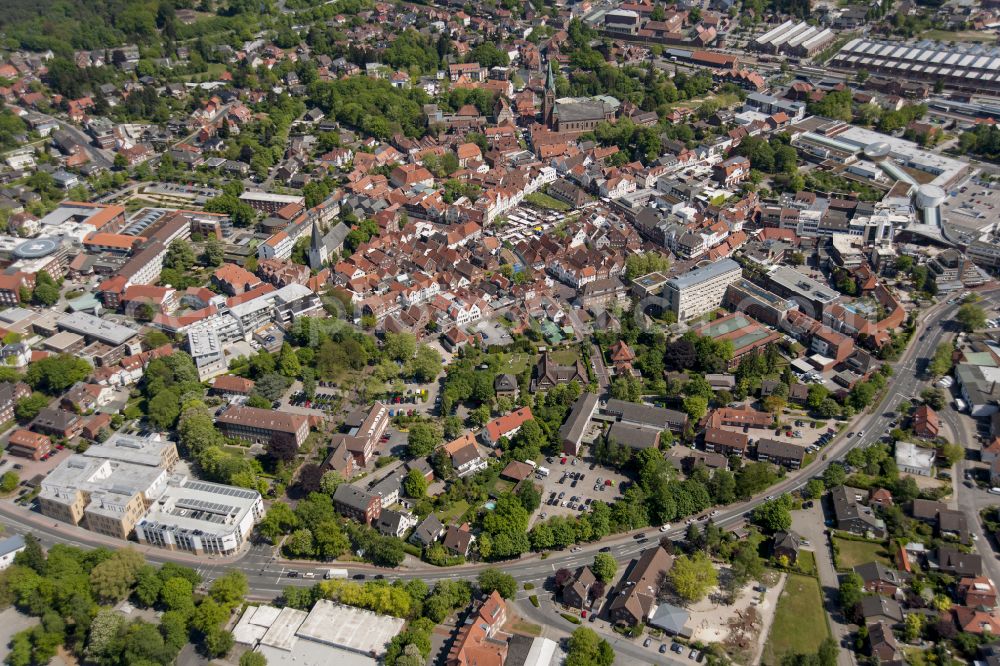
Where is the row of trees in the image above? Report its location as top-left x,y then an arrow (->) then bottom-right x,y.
1,538 -> 247,666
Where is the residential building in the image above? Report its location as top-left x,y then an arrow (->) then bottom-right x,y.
534,353 -> 587,391
6,429 -> 52,460
376,509 -> 418,538
329,402 -> 389,467
484,407 -> 534,446
442,523 -> 474,557
755,438 -> 805,469
913,405 -> 940,438
773,530 -> 801,563
410,514 -> 444,548
446,591 -> 509,666
855,561 -> 908,597
0,535 -> 25,570
663,258 -> 742,321
895,441 -> 934,477
608,546 -> 674,626
831,485 -> 886,537
444,433 -> 487,477
602,399 -> 688,433
333,484 -> 381,525
562,566 -> 597,609
216,406 -> 310,449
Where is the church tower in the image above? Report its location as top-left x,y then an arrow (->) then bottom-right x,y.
308,219 -> 326,270
543,59 -> 556,128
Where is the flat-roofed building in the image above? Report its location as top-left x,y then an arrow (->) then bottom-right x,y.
765,265 -> 839,318
39,455 -> 168,538
216,405 -> 310,449
724,278 -> 799,327
602,398 -> 688,433
664,259 -> 742,321
83,433 -> 179,469
135,478 -> 263,555
57,311 -> 139,347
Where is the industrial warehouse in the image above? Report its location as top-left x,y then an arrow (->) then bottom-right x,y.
831,39 -> 1000,95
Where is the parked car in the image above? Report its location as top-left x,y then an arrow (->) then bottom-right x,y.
643,638 -> 652,648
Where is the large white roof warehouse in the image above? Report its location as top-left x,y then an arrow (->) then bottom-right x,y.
234,600 -> 405,666
831,38 -> 1000,95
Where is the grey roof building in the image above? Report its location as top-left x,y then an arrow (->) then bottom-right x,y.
559,392 -> 599,456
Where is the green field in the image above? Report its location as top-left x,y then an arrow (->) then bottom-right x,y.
832,536 -> 892,571
762,574 -> 831,665
525,192 -> 572,211
435,500 -> 470,524
549,348 -> 580,365
500,352 -> 535,376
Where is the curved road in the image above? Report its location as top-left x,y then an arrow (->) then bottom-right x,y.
0,287 -> 985,599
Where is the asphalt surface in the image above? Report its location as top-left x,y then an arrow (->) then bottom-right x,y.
0,288 -> 987,608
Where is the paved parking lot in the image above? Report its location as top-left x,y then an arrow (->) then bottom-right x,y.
532,455 -> 630,524
942,180 -> 1000,229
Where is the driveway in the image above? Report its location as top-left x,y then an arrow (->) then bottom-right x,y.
791,504 -> 854,666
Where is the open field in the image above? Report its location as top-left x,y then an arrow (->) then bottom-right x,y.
761,574 -> 830,665
832,536 -> 892,571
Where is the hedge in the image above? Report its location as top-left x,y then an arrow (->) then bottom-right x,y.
561,613 -> 582,625
529,595 -> 539,607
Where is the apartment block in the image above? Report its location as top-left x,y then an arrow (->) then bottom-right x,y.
663,258 -> 742,321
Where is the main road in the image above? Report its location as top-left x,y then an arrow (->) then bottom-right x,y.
0,287 -> 985,599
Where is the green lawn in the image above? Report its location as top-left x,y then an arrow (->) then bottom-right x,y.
795,550 -> 817,576
525,192 -> 573,211
549,348 -> 579,365
500,352 -> 535,376
762,574 -> 831,665
832,536 -> 892,571
435,500 -> 470,525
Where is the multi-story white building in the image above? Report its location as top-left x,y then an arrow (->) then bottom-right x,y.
135,478 -> 264,555
664,258 -> 743,321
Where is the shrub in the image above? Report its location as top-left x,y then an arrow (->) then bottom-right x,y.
523,583 -> 535,590
530,595 -> 539,607
561,613 -> 582,625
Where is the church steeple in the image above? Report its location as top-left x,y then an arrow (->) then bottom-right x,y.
543,59 -> 556,128
308,219 -> 325,270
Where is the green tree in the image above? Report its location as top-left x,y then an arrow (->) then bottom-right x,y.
751,495 -> 793,533
668,552 -> 718,602
147,390 -> 182,429
408,345 -> 442,382
927,343 -> 954,377
209,571 -> 248,609
565,627 -> 614,666
160,576 -> 195,612
477,569 -> 517,599
25,354 -> 92,394
89,549 -> 145,603
14,393 -> 49,421
404,468 -> 429,498
0,471 -> 18,493
240,652 -> 268,666
407,422 -> 441,457
591,553 -> 617,583
838,572 -> 863,621
320,471 -> 344,496
957,303 -> 987,332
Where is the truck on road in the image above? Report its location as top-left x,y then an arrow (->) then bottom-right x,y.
324,568 -> 349,579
